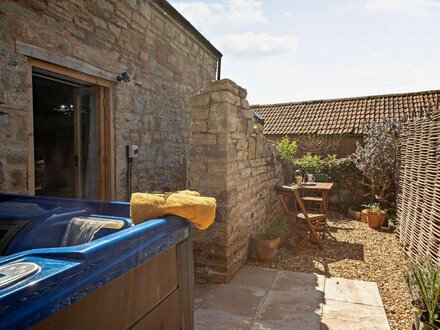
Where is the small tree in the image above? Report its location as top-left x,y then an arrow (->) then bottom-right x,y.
298,134 -> 344,156
353,118 -> 400,210
277,136 -> 298,175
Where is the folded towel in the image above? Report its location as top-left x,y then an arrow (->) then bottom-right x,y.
130,190 -> 216,230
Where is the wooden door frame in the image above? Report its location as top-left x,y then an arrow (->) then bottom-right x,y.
27,58 -> 116,200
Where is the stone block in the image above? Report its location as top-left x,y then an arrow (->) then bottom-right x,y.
203,79 -> 238,94
190,93 -> 210,107
226,144 -> 237,158
207,162 -> 227,176
2,71 -> 24,89
248,137 -> 256,159
97,0 -> 114,12
238,87 -> 247,99
240,99 -> 250,109
92,16 -> 107,30
211,91 -> 241,106
108,23 -> 121,36
207,116 -> 227,133
190,133 -> 217,145
190,106 -> 209,120
190,121 -> 207,132
216,133 -> 229,145
205,146 -> 227,159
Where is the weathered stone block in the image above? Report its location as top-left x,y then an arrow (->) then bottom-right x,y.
97,0 -> 114,12
241,99 -> 250,109
190,121 -> 207,132
190,133 -> 217,145
189,93 -> 210,107
211,91 -> 241,106
238,86 -> 247,99
203,79 -> 238,94
190,106 -> 209,120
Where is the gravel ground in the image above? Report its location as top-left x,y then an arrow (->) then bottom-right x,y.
249,212 -> 412,330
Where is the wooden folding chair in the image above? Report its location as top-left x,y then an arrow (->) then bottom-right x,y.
275,185 -> 326,254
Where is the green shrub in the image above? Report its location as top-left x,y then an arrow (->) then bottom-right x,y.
298,153 -> 324,174
293,154 -> 366,208
277,136 -> 298,174
324,156 -> 361,188
353,118 -> 400,210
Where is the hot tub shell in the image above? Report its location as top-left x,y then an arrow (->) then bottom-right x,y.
0,194 -> 194,329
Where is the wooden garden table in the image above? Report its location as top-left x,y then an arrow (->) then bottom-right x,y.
298,182 -> 334,214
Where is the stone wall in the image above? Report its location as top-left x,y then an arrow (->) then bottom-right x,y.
188,79 -> 284,283
0,0 -> 218,198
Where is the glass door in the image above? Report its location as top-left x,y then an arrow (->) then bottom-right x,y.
33,66 -> 112,201
73,87 -> 102,200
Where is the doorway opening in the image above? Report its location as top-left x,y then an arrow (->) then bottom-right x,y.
32,67 -> 112,200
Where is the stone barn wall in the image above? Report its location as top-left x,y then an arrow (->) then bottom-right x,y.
188,79 -> 284,283
0,0 -> 219,198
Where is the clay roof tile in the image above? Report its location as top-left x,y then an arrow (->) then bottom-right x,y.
254,90 -> 440,135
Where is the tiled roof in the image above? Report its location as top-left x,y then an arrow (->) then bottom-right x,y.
251,90 -> 440,135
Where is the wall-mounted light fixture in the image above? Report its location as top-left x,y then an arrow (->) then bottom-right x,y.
117,72 -> 131,83
252,110 -> 265,133
8,57 -> 18,68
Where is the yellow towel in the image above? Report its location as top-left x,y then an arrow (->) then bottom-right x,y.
130,190 -> 216,230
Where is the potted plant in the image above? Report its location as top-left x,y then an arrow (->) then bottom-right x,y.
252,218 -> 288,262
363,203 -> 386,229
404,263 -> 440,329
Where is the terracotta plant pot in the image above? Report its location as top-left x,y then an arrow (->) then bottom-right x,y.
365,210 -> 386,229
252,235 -> 280,262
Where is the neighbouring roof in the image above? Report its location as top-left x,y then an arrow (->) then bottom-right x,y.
251,90 -> 440,135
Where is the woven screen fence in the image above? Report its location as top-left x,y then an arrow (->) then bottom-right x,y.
397,111 -> 440,264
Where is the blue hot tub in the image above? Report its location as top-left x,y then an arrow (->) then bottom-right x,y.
0,194 -> 194,329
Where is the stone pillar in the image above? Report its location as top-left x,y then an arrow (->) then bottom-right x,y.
188,79 -> 283,283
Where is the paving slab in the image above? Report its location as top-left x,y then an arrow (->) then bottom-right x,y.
251,320 -> 301,330
321,299 -> 390,330
194,284 -> 218,309
197,282 -> 268,317
271,271 -> 325,293
324,277 -> 383,307
194,266 -> 389,330
229,265 -> 278,290
256,271 -> 324,328
195,308 -> 253,330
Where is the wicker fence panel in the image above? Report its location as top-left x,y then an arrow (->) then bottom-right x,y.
397,111 -> 440,264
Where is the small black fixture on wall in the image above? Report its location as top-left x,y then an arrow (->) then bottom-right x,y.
117,72 -> 131,83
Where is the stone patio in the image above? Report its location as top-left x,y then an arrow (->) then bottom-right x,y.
194,266 -> 390,329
